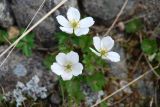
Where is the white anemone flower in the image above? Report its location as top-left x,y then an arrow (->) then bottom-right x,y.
90,36 -> 120,62
56,7 -> 95,36
51,51 -> 83,80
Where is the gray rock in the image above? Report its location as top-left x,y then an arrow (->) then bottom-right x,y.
82,0 -> 136,24
10,0 -> 78,48
0,45 -> 57,93
108,43 -> 128,79
82,0 -> 160,26
50,93 -> 61,105
0,0 -> 14,28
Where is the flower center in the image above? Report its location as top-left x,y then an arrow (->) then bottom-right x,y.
100,49 -> 108,57
70,20 -> 79,29
64,64 -> 72,72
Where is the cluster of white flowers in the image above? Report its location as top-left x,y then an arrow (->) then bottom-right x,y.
4,75 -> 47,107
51,7 -> 120,80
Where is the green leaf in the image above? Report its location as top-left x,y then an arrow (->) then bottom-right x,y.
141,39 -> 158,55
0,29 -> 8,43
0,94 -> 4,103
125,18 -> 143,33
100,102 -> 108,107
86,72 -> 106,92
22,45 -> 32,57
15,29 -> 35,57
61,78 -> 84,104
43,54 -> 55,70
156,51 -> 160,62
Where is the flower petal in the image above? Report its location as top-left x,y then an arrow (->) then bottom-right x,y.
67,7 -> 80,21
101,36 -> 114,51
74,28 -> 89,36
66,51 -> 79,64
89,48 -> 101,57
60,27 -> 73,34
51,63 -> 64,75
61,73 -> 73,80
79,17 -> 95,28
56,15 -> 70,27
56,53 -> 67,65
93,36 -> 101,51
104,51 -> 120,62
72,63 -> 83,76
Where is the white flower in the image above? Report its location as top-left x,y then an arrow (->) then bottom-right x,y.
56,7 -> 95,36
90,36 -> 120,62
51,51 -> 83,80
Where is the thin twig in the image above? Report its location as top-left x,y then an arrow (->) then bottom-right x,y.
149,97 -> 153,107
4,36 -> 11,44
91,65 -> 159,107
132,53 -> 143,73
144,54 -> 160,79
0,0 -> 68,60
139,32 -> 160,78
0,0 -> 46,68
104,0 -> 128,36
110,94 -> 130,106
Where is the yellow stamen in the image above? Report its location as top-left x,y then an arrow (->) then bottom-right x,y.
70,20 -> 79,29
65,64 -> 72,72
100,49 -> 108,57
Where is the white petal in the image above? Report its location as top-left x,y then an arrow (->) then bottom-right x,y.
67,7 -> 80,21
61,73 -> 73,80
66,51 -> 79,64
89,48 -> 101,57
74,28 -> 89,36
51,63 -> 64,75
60,27 -> 73,34
104,51 -> 120,62
56,15 -> 70,27
101,36 -> 114,51
56,53 -> 67,65
79,17 -> 95,28
93,36 -> 101,51
72,63 -> 83,76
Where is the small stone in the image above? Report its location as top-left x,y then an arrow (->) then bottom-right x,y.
0,0 -> 14,28
50,93 -> 61,105
120,80 -> 132,94
7,26 -> 20,40
117,22 -> 125,32
13,63 -> 27,77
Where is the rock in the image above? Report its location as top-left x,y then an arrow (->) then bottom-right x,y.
0,0 -> 14,28
82,0 -> 160,26
50,93 -> 61,105
0,45 -> 57,93
82,0 -> 136,24
108,43 -> 128,79
10,0 -> 78,48
119,80 -> 132,94
13,63 -> 27,77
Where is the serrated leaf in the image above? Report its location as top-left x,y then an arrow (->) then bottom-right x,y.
0,29 -> 8,43
141,39 -> 158,55
156,51 -> 160,62
100,102 -> 108,107
62,79 -> 84,104
15,29 -> 35,57
43,54 -> 55,70
0,94 -> 3,102
125,18 -> 143,33
86,73 -> 106,91
22,45 -> 32,57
